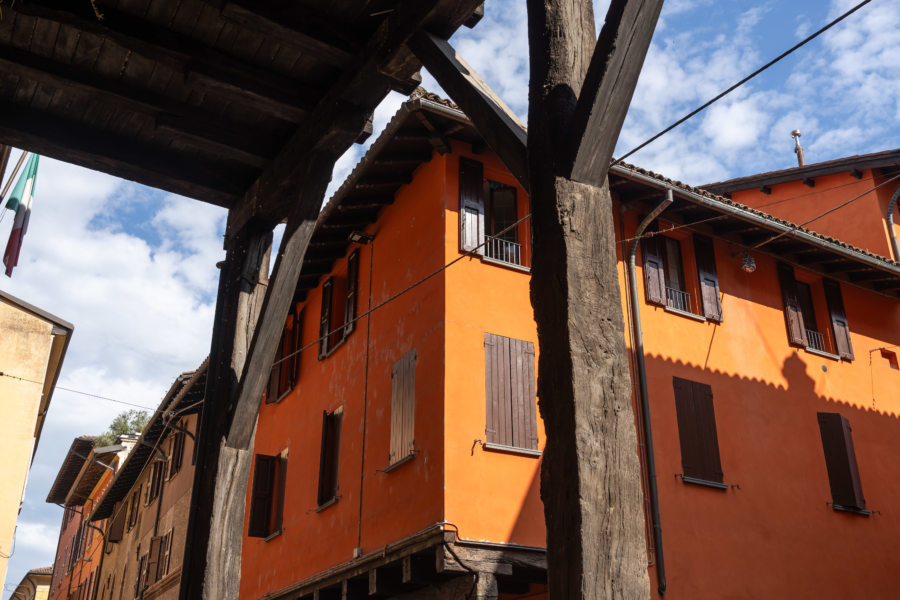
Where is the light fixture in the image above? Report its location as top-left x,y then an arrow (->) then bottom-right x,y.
741,250 -> 757,273
348,231 -> 375,244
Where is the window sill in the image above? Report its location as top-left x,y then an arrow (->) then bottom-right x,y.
315,497 -> 338,513
318,336 -> 348,361
263,529 -> 283,542
481,255 -> 531,273
382,453 -> 415,473
832,503 -> 870,517
680,475 -> 728,490
663,306 -> 706,322
483,442 -> 542,457
803,347 -> 842,361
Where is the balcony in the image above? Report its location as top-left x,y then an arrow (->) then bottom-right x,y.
483,235 -> 525,269
665,287 -> 693,314
806,329 -> 826,352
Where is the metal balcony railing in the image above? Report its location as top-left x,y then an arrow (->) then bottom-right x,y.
806,329 -> 826,352
484,235 -> 524,267
665,287 -> 693,314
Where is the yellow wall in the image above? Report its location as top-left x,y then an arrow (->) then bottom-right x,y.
0,298 -> 55,587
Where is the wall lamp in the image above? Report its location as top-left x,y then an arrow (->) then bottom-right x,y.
348,231 -> 375,244
741,250 -> 757,273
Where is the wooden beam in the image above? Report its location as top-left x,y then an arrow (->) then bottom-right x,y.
0,98 -> 246,207
221,1 -> 357,68
408,31 -> 529,192
14,0 -> 320,120
568,0 -> 665,186
414,112 -> 451,155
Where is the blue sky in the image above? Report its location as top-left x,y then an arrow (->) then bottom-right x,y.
3,0 -> 899,596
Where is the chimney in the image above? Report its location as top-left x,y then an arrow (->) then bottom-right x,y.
792,129 -> 805,167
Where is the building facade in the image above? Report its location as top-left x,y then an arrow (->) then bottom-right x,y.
89,363 -> 204,600
0,291 -> 72,588
236,96 -> 900,599
9,566 -> 52,600
46,438 -> 131,600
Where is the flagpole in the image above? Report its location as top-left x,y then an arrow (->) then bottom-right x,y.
0,150 -> 29,202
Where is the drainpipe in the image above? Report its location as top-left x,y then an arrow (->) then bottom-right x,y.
626,189 -> 673,595
887,187 -> 900,262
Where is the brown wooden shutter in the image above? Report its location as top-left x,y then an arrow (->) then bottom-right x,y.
672,377 -> 723,483
485,333 -> 512,446
459,157 -> 485,253
318,278 -> 333,359
344,249 -> 360,336
823,280 -> 854,360
512,339 -> 538,450
390,349 -> 417,464
693,234 -> 723,321
290,308 -> 303,388
817,412 -> 866,510
156,532 -> 171,581
266,328 -> 285,404
776,262 -> 807,346
274,453 -> 287,532
641,228 -> 666,306
318,410 -> 342,505
108,501 -> 126,542
248,454 -> 276,537
146,536 -> 161,585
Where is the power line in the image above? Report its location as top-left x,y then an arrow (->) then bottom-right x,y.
612,0 -> 874,165
0,371 -> 157,411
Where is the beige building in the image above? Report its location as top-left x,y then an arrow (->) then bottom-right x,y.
8,566 -> 52,600
90,361 -> 205,600
0,291 -> 72,587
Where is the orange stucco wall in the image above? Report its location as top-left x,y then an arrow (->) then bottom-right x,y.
240,152 -> 450,600
240,137 -> 900,599
729,169 -> 899,260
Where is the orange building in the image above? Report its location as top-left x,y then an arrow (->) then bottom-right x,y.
238,94 -> 900,599
46,437 -> 133,600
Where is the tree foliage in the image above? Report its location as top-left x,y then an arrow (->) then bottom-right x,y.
95,410 -> 150,447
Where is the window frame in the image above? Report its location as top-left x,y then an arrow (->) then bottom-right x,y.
817,412 -> 868,515
672,376 -> 727,489
267,307 -> 303,403
247,451 -> 288,539
317,408 -> 343,508
318,250 -> 360,360
483,333 -> 540,455
388,349 -> 417,468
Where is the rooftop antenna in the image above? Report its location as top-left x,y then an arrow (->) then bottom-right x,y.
792,129 -> 805,167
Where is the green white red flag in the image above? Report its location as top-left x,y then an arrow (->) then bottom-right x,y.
3,153 -> 40,277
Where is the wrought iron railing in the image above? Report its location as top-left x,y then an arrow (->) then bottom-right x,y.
484,235 -> 524,267
806,329 -> 826,352
665,287 -> 692,314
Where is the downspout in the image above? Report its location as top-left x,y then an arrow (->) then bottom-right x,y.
887,187 -> 900,262
626,189 -> 673,595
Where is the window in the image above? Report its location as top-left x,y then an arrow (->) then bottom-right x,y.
145,460 -> 164,505
318,251 -> 360,359
389,349 -> 417,467
777,263 -> 854,359
267,308 -> 303,403
817,412 -> 866,513
642,230 -> 722,321
168,423 -> 186,478
672,377 -> 725,488
317,408 -> 343,506
108,501 -> 126,542
141,531 -> 172,588
459,157 -> 527,268
248,451 -> 288,538
484,333 -> 539,452
126,485 -> 141,531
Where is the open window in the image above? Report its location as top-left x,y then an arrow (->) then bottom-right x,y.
318,250 -> 360,359
459,157 -> 529,269
777,263 -> 854,359
248,451 -> 288,538
642,229 -> 722,321
267,307 -> 303,403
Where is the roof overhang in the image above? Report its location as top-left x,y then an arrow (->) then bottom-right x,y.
45,436 -> 93,504
63,445 -> 122,506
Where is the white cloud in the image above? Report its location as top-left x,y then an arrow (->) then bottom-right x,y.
12,521 -> 59,555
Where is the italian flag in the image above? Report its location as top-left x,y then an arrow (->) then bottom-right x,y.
3,153 -> 39,277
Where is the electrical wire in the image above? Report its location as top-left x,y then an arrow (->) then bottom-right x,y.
612,0 -> 874,165
0,371 -> 157,411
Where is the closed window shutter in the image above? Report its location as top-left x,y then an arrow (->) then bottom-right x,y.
344,249 -> 360,336
484,333 -> 538,450
108,501 -> 126,542
693,234 -> 723,321
776,262 -> 807,346
823,280 -> 854,360
318,279 -> 333,359
459,157 -> 485,253
290,309 -> 303,388
641,227 -> 666,306
317,410 -> 342,505
817,412 -> 865,510
672,377 -> 723,483
485,333 -> 512,446
266,329 -> 286,404
146,536 -> 161,585
390,349 -> 417,464
274,453 -> 288,532
512,339 -> 538,450
248,454 -> 276,537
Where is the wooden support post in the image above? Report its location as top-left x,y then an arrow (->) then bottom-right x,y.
526,0 -> 661,598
